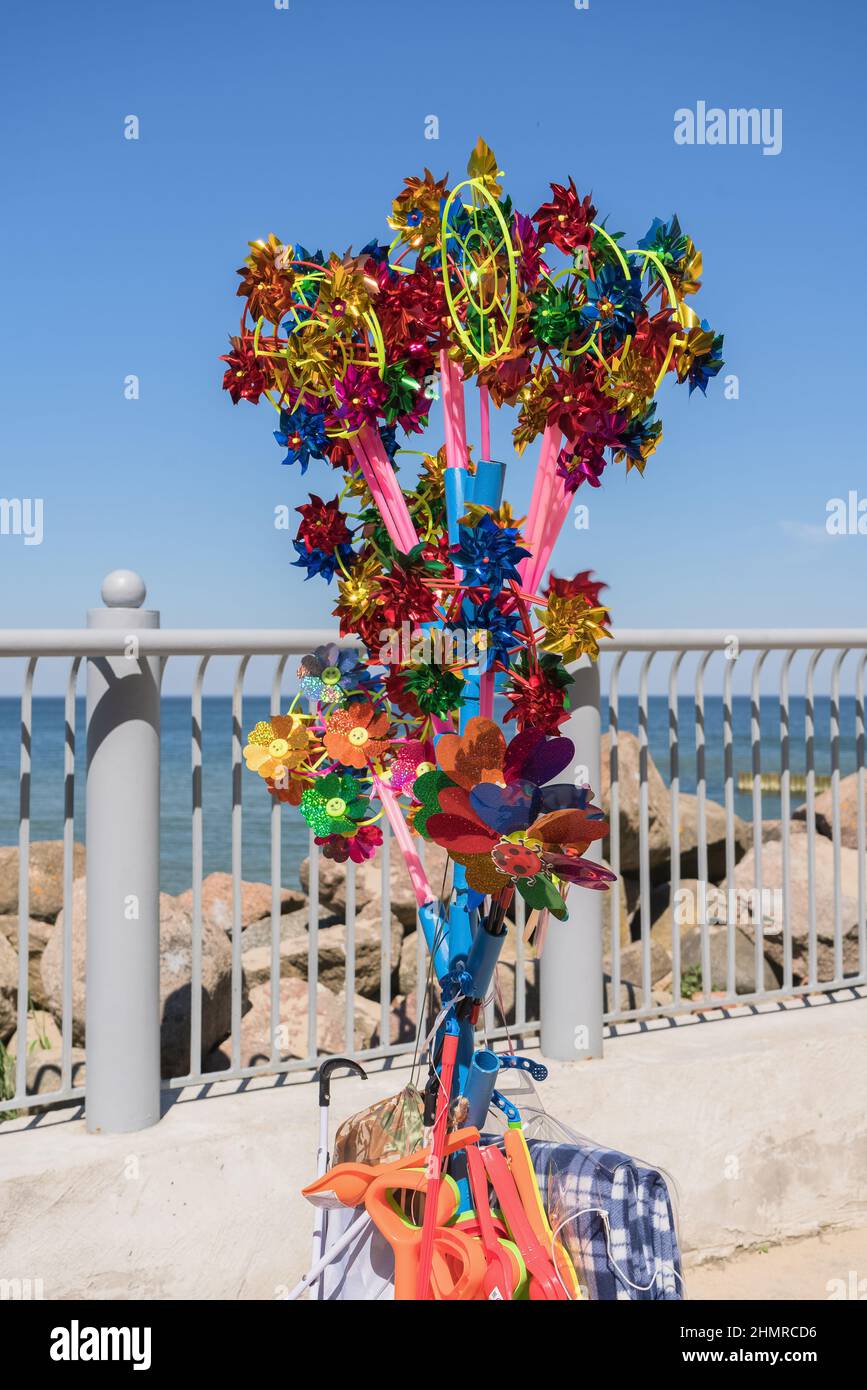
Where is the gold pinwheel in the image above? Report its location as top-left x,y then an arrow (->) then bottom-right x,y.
536,594 -> 612,663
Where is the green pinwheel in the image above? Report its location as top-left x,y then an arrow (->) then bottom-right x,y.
300,772 -> 371,838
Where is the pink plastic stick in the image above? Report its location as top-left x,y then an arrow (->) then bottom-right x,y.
362,426 -> 418,550
439,350 -> 457,468
451,361 -> 469,466
359,425 -> 419,552
374,777 -> 432,907
525,486 -> 573,594
350,437 -> 405,551
519,426 -> 562,592
479,384 -> 491,460
479,667 -> 495,719
524,425 -> 562,552
439,351 -> 469,472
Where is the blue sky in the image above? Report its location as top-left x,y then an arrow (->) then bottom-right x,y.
1,0 -> 865,694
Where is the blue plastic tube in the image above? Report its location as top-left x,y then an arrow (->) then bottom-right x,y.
470,459 -> 506,510
463,1048 -> 500,1130
443,468 -> 467,548
464,919 -> 508,1001
417,899 -> 450,982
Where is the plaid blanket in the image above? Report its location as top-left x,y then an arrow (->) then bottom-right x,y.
527,1137 -> 683,1300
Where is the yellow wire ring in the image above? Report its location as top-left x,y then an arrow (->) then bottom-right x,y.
557,228 -> 688,394
251,257 -> 387,417
439,178 -> 518,367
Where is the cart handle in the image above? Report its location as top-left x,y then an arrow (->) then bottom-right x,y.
317,1056 -> 368,1108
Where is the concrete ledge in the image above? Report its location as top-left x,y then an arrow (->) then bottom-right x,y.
1,997 -> 865,1299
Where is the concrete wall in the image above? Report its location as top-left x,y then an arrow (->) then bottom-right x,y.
1,997 -> 865,1299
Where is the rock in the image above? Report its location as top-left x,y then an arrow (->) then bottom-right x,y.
6,1007 -> 62,1058
722,829 -> 862,946
613,872 -> 641,947
0,933 -> 19,1042
600,732 -> 748,881
175,872 -> 305,934
40,878 -> 239,1077
339,990 -> 420,1048
489,931 -> 539,1026
600,731 -> 670,873
639,879 -> 728,953
204,977 -> 370,1068
793,772 -> 865,849
604,939 -> 673,1011
298,852 -> 345,907
301,842 -> 451,930
369,992 -> 419,1047
812,933 -> 863,982
248,918 -> 403,999
341,991 -> 381,1049
240,903 -> 337,953
398,930 -> 426,996
675,792 -> 751,883
680,925 -> 781,995
0,841 -> 85,920
0,915 -> 53,1009
761,917 -> 861,987
14,1046 -> 87,1113
0,914 -> 54,954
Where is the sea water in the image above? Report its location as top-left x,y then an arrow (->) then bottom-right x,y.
0,696 -> 856,895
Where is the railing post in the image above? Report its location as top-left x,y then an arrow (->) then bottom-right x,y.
540,656 -> 604,1061
85,570 -> 161,1132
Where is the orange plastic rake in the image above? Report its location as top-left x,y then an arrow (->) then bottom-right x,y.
415,1028 -> 459,1300
482,1145 -> 567,1301
466,1142 -> 518,1300
504,1128 -> 581,1299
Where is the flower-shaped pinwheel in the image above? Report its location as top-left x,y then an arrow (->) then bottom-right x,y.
298,645 -> 365,705
454,598 -> 521,670
452,515 -> 530,591
503,651 -> 571,734
536,592 -> 612,663
383,739 -> 437,794
579,263 -> 644,338
323,699 -> 391,770
413,717 -> 613,916
221,337 -> 273,404
300,772 -> 372,838
274,404 -> 329,472
315,822 -> 383,864
676,320 -> 725,395
243,715 -> 313,782
533,179 -> 596,256
333,365 -> 389,433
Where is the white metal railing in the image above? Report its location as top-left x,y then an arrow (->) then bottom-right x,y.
598,633 -> 867,1025
1,573 -> 865,1129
